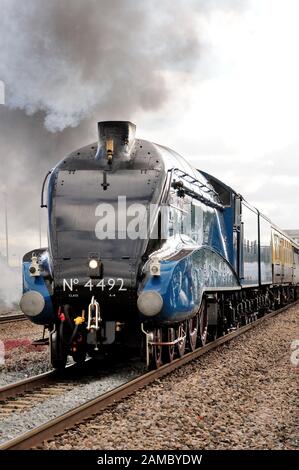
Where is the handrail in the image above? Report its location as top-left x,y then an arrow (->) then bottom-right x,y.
171,168 -> 224,210
40,170 -> 52,208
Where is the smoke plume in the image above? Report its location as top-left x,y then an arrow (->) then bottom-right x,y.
0,0 -> 201,132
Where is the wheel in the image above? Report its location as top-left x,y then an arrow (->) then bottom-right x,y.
149,328 -> 163,369
50,330 -> 67,370
176,321 -> 187,358
198,301 -> 208,346
163,328 -> 175,363
188,314 -> 198,351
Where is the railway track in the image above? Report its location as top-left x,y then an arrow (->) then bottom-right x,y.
0,362 -> 91,420
0,369 -> 57,402
0,313 -> 26,324
0,301 -> 297,450
0,357 -> 102,403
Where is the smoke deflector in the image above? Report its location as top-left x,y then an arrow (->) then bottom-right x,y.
95,121 -> 136,164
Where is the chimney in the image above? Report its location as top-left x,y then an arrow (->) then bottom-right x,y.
95,121 -> 136,163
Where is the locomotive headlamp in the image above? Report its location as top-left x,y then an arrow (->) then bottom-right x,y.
149,257 -> 161,277
89,259 -> 98,269
137,291 -> 163,317
29,255 -> 41,277
88,255 -> 102,279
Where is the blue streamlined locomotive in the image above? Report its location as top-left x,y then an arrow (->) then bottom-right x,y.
20,121 -> 299,368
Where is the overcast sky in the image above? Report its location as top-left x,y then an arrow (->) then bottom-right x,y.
0,0 -> 299,271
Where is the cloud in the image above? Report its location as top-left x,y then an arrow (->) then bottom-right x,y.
140,0 -> 299,229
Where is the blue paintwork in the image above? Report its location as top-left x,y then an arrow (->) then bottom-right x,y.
140,245 -> 239,324
222,206 -> 234,265
22,258 -> 55,325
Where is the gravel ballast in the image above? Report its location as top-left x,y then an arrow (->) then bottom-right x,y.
43,304 -> 299,450
0,318 -> 49,385
0,361 -> 143,446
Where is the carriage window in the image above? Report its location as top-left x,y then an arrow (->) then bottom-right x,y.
274,234 -> 280,261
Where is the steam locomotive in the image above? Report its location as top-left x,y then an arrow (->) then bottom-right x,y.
20,121 -> 299,369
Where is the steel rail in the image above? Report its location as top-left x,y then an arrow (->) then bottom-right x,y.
1,301 -> 297,450
0,313 -> 26,324
0,359 -> 93,402
0,370 -> 57,401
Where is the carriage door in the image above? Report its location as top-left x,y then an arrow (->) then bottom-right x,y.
273,233 -> 281,284
280,238 -> 285,282
233,195 -> 242,278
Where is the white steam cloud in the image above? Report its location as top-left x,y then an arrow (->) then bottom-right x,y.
0,258 -> 21,310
